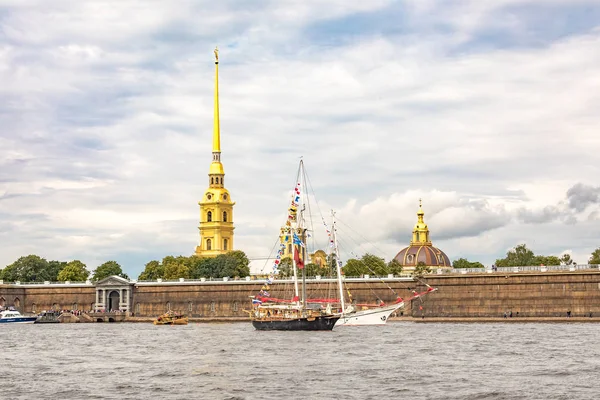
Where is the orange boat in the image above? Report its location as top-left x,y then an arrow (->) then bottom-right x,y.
153,310 -> 188,325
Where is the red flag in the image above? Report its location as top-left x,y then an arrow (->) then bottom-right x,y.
294,245 -> 304,269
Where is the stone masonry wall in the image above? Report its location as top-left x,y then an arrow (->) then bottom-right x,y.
411,271 -> 600,317
3,270 -> 600,318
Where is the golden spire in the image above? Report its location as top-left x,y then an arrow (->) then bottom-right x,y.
213,46 -> 220,153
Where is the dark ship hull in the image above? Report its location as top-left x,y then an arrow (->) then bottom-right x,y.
252,315 -> 340,331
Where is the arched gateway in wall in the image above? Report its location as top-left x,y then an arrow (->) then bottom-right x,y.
94,276 -> 133,313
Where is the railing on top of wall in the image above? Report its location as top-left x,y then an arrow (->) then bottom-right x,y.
442,264 -> 599,275
1,265 -> 599,286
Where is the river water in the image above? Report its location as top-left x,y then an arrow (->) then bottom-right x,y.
2,322 -> 598,400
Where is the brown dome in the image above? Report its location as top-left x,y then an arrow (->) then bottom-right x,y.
394,245 -> 451,267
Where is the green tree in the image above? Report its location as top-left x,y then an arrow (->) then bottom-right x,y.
162,256 -> 191,280
413,262 -> 432,277
226,250 -> 251,277
534,255 -> 561,266
589,248 -> 600,265
210,254 -> 239,278
453,258 -> 485,269
386,259 -> 403,275
277,257 -> 294,278
57,260 -> 90,281
138,260 -> 164,280
495,244 -> 536,267
342,258 -> 365,276
47,261 -> 67,281
361,254 -> 387,276
560,253 -> 574,265
92,261 -> 129,281
189,257 -> 215,279
303,263 -> 321,277
1,255 -> 50,282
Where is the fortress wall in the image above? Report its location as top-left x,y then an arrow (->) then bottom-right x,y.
3,270 -> 600,318
0,285 -> 95,313
411,271 -> 600,317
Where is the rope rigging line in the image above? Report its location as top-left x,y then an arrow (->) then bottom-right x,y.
334,221 -> 431,294
335,232 -> 400,297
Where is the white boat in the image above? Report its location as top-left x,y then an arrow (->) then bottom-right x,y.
0,309 -> 37,324
335,302 -> 405,326
328,211 -> 437,327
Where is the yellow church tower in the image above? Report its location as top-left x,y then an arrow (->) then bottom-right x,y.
411,199 -> 432,245
195,47 -> 235,257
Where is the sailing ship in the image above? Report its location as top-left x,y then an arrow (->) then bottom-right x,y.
249,160 -> 340,331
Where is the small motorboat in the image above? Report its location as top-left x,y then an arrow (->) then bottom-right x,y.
0,309 -> 37,324
153,310 -> 188,325
35,311 -> 61,324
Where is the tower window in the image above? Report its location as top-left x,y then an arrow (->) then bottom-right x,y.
223,194 -> 227,200
223,211 -> 227,222
220,177 -> 223,184
224,239 -> 228,251
211,177 -> 214,184
207,239 -> 212,250
416,233 -> 420,241
207,211 -> 212,222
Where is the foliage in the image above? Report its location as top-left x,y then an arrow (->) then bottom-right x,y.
342,258 -> 365,276
47,261 -> 67,281
1,255 -> 53,282
138,260 -> 164,281
137,250 -> 252,280
92,261 -> 129,281
163,256 -> 192,280
495,244 -> 560,267
590,248 -> 600,265
533,255 -> 561,266
303,263 -> 321,277
452,258 -> 485,269
413,263 -> 432,277
342,253 -> 393,276
276,257 -> 294,278
57,260 -> 90,282
223,250 -> 251,277
386,259 -> 404,275
495,244 -> 535,267
560,253 -> 574,265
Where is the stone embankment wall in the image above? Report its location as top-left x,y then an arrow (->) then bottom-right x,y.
2,270 -> 599,318
131,280 -> 416,318
0,285 -> 95,314
412,271 -> 600,318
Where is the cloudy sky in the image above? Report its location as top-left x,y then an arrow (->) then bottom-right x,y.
1,0 -> 600,277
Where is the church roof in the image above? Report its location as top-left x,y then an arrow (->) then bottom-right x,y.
394,245 -> 450,267
393,200 -> 451,267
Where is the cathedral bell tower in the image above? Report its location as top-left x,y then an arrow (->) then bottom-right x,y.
195,47 -> 235,257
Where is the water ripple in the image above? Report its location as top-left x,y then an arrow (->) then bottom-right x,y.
2,322 -> 600,399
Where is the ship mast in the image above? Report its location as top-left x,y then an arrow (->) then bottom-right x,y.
332,210 -> 345,313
